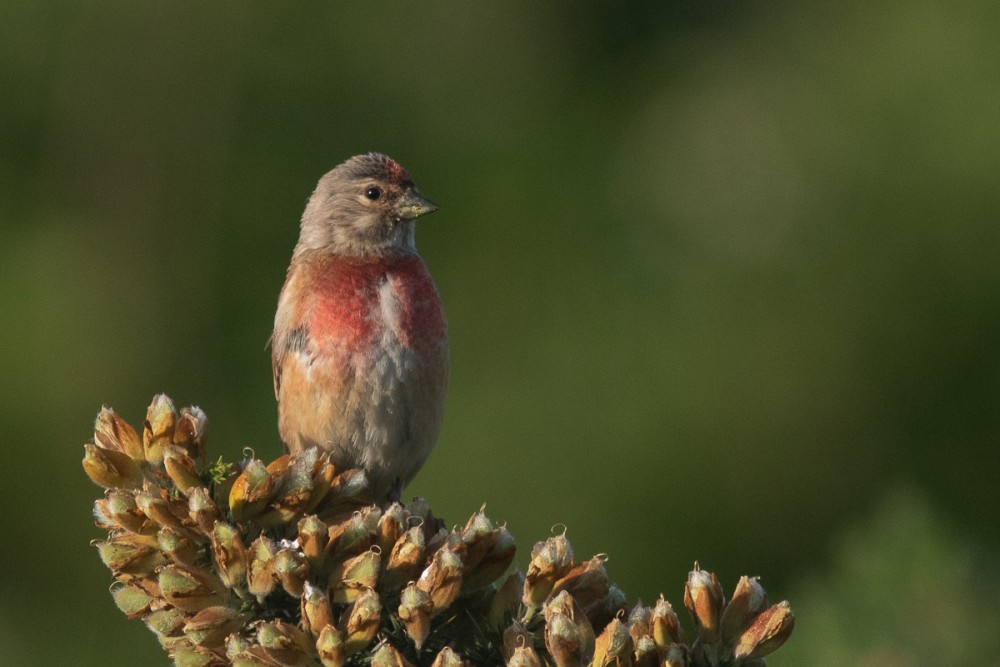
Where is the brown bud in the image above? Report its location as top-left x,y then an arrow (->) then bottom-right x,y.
683,564 -> 724,644
721,575 -> 768,645
94,407 -> 144,461
275,547 -> 309,598
375,502 -> 407,554
247,535 -> 278,600
663,643 -> 691,667
417,544 -> 463,614
490,570 -> 524,628
371,643 -> 415,667
633,636 -> 659,667
551,555 -> 609,612
187,486 -> 221,533
158,564 -> 225,612
173,405 -> 207,459
316,624 -> 346,667
523,533 -> 574,611
502,621 -> 533,661
211,522 -> 248,589
83,443 -> 143,489
382,526 -> 425,593
302,581 -> 335,640
158,527 -> 200,567
298,514 -> 329,572
105,489 -> 152,534
651,595 -> 686,647
163,446 -> 201,495
430,646 -> 467,667
329,549 -> 380,604
507,645 -> 544,667
591,616 -> 633,667
543,591 -> 595,667
398,582 -> 434,649
733,600 -> 794,661
228,458 -> 274,521
143,394 -> 177,467
340,588 -> 381,655
182,605 -> 242,648
257,620 -> 314,667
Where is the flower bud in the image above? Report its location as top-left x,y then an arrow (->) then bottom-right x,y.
316,624 -> 345,667
110,583 -> 152,619
247,535 -> 278,600
228,458 -> 274,521
733,600 -> 794,661
329,549 -> 380,604
651,595 -> 686,648
83,443 -> 143,489
298,514 -> 328,572
163,446 -> 201,495
158,564 -> 225,612
683,564 -> 724,644
183,605 -> 242,648
523,533 -> 574,611
143,394 -> 177,467
417,544 -> 463,614
275,547 -> 309,598
507,645 -> 543,667
94,406 -> 144,461
257,620 -> 313,667
173,405 -> 207,459
301,581 -> 335,639
591,616 -> 633,667
187,486 -> 221,533
398,583 -> 434,649
382,526 -> 425,593
211,521 -> 249,589
341,588 -> 381,655
721,575 -> 768,645
430,646 -> 466,667
372,643 -> 415,667
159,527 -> 199,567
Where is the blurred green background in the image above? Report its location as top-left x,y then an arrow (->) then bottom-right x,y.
2,1 -> 999,664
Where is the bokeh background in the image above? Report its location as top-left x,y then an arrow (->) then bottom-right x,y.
2,2 -> 999,665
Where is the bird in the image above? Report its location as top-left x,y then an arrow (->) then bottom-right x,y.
270,153 -> 448,502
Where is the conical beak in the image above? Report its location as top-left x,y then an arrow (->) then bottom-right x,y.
397,188 -> 439,220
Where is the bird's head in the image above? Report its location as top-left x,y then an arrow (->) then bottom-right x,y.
297,152 -> 439,258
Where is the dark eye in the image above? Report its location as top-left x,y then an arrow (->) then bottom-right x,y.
364,186 -> 382,201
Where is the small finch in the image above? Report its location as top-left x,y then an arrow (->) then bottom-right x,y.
271,153 -> 447,502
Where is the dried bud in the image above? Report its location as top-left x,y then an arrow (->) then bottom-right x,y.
507,645 -> 544,667
382,526 -> 425,592
627,602 -> 652,646
721,575 -> 768,645
316,624 -> 346,667
683,564 -> 724,644
375,502 -> 407,553
135,489 -> 189,536
302,581 -> 335,639
105,489 -> 150,534
274,547 -> 309,598
228,458 -> 274,521
329,549 -> 380,604
523,533 -> 574,611
158,564 -> 225,612
145,607 -> 186,640
591,616 -> 633,667
158,527 -> 199,567
182,605 -> 242,648
371,643 -> 415,667
651,595 -> 686,647
211,522 -> 249,589
247,535 -> 278,600
544,591 -> 595,667
163,446 -> 201,495
733,600 -> 794,661
257,620 -> 314,667
398,582 -> 434,649
340,588 -> 381,655
551,555 -> 609,612
95,534 -> 161,574
143,394 -> 177,467
502,621 -> 533,661
173,405 -> 207,459
430,646 -> 467,667
417,544 -> 464,614
187,486 -> 221,533
83,443 -> 143,489
94,407 -> 144,461
298,514 -> 329,571
464,524 -> 517,592
326,511 -> 376,562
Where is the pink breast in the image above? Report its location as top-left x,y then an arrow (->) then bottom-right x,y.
309,256 -> 445,354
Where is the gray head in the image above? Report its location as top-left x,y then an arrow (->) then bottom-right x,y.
297,153 -> 439,257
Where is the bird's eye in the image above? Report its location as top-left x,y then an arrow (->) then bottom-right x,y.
364,186 -> 382,201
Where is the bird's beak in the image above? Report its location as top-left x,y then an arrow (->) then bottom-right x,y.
397,188 -> 439,220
